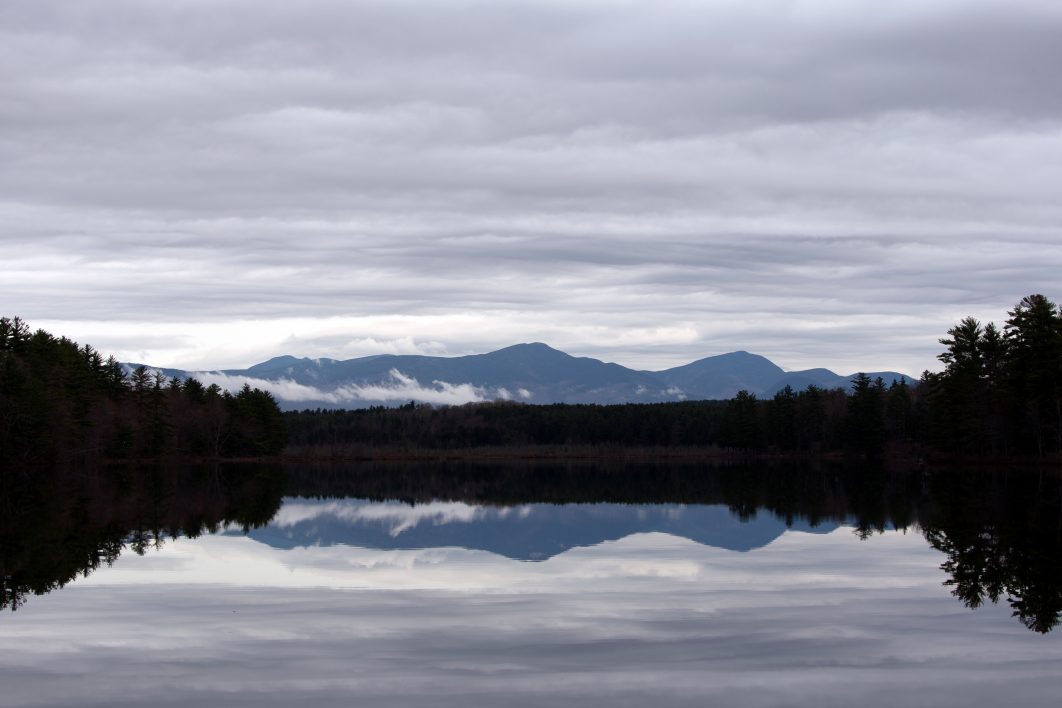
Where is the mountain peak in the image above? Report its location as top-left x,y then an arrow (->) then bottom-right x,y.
655,350 -> 786,399
245,355 -> 341,375
512,342 -> 561,351
668,350 -> 783,373
247,355 -> 303,371
487,342 -> 569,358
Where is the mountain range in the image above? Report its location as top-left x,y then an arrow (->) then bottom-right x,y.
129,343 -> 914,409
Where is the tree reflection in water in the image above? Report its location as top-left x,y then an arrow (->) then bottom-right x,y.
920,469 -> 1062,633
1,460 -> 1059,632
0,464 -> 285,611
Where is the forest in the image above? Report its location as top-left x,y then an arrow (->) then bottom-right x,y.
3,293 -> 1060,464
0,316 -> 287,467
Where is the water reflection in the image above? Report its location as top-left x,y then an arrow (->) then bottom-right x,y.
922,470 -> 1062,633
1,461 -> 1060,633
0,464 -> 284,611
253,499 -> 836,559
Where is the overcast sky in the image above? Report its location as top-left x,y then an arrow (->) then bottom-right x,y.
3,0 -> 1061,374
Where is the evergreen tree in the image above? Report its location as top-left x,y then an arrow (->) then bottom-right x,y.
846,373 -> 886,456
934,317 -> 990,453
722,390 -> 762,451
767,385 -> 798,451
1003,294 -> 1062,456
0,317 -> 287,465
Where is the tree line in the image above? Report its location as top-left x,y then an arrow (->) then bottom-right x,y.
282,383 -> 914,457
0,317 -> 286,466
285,294 -> 1062,461
4,293 -> 1060,463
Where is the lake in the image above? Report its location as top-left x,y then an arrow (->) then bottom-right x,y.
1,461 -> 1060,707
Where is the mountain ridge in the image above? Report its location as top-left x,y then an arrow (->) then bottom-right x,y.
125,344 -> 915,409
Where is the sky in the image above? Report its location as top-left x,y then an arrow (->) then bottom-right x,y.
3,0 -> 1061,375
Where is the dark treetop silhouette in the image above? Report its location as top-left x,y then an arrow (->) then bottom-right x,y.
0,317 -> 286,466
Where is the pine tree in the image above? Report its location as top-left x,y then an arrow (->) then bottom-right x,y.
1003,294 -> 1062,456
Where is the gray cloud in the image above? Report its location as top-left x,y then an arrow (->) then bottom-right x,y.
2,0 -> 1061,374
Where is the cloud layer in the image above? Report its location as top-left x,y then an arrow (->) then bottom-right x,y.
3,1 -> 1061,373
195,368 -> 494,405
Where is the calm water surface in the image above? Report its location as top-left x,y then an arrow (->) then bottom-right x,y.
1,462 -> 1060,707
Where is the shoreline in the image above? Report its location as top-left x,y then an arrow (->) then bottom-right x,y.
15,445 -> 1060,470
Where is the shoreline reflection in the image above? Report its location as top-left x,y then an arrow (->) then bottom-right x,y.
1,461 -> 1059,632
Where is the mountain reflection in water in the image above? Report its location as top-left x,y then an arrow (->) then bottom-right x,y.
1,461 -> 1060,633
253,499 -> 837,560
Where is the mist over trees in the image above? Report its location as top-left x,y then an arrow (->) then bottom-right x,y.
282,380 -> 911,458
4,294 -> 1060,464
4,300 -> 1061,630
285,294 -> 1062,461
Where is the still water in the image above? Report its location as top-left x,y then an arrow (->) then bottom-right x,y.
1,462 -> 1060,707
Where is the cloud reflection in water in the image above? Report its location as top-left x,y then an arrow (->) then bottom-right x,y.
2,522 -> 1061,707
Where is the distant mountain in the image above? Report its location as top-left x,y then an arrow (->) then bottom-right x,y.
655,351 -> 786,400
126,343 -> 914,409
